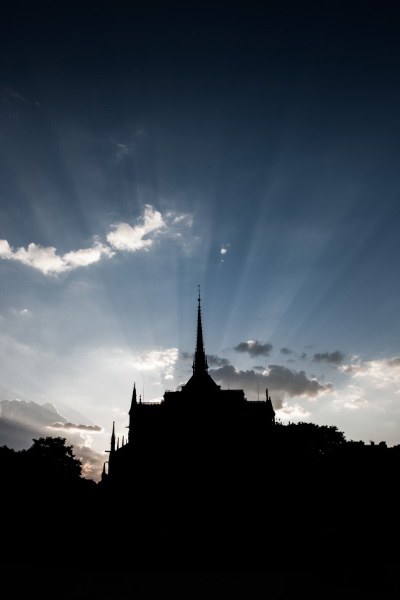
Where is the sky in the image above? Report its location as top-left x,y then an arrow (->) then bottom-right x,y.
1,0 -> 400,480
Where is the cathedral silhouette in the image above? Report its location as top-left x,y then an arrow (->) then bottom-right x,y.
102,289 -> 276,490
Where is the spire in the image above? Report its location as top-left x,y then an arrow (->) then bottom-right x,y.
266,389 -> 276,425
129,382 -> 137,414
192,285 -> 208,374
110,421 -> 116,453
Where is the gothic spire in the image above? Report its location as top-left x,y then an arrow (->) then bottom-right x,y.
110,421 -> 116,453
129,382 -> 137,414
192,285 -> 208,374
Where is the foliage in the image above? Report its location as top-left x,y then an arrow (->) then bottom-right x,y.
26,436 -> 82,480
275,421 -> 346,458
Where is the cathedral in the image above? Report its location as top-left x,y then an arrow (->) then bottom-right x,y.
102,290 -> 276,488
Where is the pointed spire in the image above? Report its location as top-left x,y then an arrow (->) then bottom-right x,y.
129,382 -> 137,414
266,389 -> 276,425
110,421 -> 116,453
193,285 -> 208,374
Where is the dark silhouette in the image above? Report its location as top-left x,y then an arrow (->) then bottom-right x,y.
1,292 -> 399,594
103,288 -> 275,495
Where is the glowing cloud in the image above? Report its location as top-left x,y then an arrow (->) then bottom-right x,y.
340,356 -> 400,387
0,205 -> 193,275
132,348 -> 179,380
106,205 -> 165,251
0,240 -> 114,275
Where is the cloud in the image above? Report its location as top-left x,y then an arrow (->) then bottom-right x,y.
339,356 -> 400,386
62,242 -> 114,268
209,363 -> 332,405
313,351 -> 345,365
207,354 -> 230,367
234,340 -> 273,357
115,142 -> 130,161
386,357 -> 400,368
132,347 -> 179,380
72,443 -> 106,480
113,130 -> 145,162
0,399 -> 67,429
280,347 -> 294,355
277,400 -> 311,421
0,239 -> 114,275
1,205 -> 194,275
0,239 -> 12,258
0,399 -> 105,480
106,205 -> 165,251
179,349 -> 230,369
49,422 -> 103,432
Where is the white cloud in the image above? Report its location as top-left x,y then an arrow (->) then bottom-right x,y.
276,400 -> 311,421
63,242 -> 114,268
0,239 -> 12,258
339,356 -> 400,388
13,243 -> 67,274
106,205 -> 165,251
0,240 -> 114,275
0,205 -> 194,275
132,348 -> 179,380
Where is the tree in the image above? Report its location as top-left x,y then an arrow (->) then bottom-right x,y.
27,436 -> 82,480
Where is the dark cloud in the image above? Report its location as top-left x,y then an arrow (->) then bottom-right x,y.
0,400 -> 104,480
386,357 -> 400,368
0,399 -> 66,429
313,351 -> 345,365
50,422 -> 103,432
234,341 -> 273,357
207,354 -> 230,367
280,347 -> 294,355
209,364 -> 332,408
180,351 -> 230,367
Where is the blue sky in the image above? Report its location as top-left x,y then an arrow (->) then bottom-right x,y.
1,1 -> 400,479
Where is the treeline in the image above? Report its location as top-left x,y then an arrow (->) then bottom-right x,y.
1,426 -> 399,577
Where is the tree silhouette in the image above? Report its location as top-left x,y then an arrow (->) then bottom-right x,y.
26,436 -> 82,480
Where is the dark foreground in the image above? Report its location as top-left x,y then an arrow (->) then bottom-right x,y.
2,434 -> 399,598
3,478 -> 399,599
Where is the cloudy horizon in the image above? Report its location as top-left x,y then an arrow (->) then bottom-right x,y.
1,1 -> 400,480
